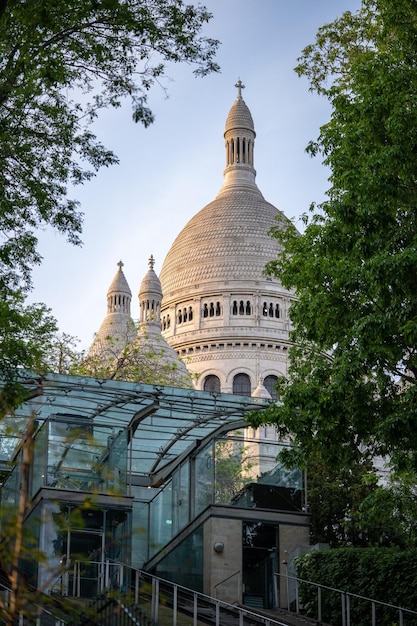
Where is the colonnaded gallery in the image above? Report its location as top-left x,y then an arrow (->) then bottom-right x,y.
0,82 -> 310,620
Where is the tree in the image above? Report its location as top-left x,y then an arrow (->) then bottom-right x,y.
306,455 -> 378,547
0,291 -> 57,414
356,470 -> 417,548
0,0 -> 218,292
250,0 -> 417,473
0,0 -> 218,403
76,325 -> 194,387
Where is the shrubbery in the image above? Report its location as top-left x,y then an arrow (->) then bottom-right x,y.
295,548 -> 417,626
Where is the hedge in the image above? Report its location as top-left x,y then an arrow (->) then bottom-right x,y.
295,547 -> 417,626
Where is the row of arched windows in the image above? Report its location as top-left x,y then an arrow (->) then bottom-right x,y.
203,302 -> 221,318
162,299 -> 283,328
178,307 -> 193,324
263,302 -> 280,318
203,374 -> 278,399
232,300 -> 251,315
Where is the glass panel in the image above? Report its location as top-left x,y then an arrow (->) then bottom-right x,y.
154,525 -> 204,592
178,462 -> 190,529
149,479 -> 173,557
214,434 -> 304,512
106,428 -> 127,495
194,442 -> 214,517
131,498 -> 150,569
32,422 -> 48,494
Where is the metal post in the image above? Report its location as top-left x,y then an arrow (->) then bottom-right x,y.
346,593 -> 350,626
151,576 -> 159,624
399,608 -> 404,626
284,562 -> 290,610
193,592 -> 198,626
215,600 -> 220,626
173,584 -> 177,626
135,570 -> 139,604
295,577 -> 299,614
372,601 -> 376,626
317,585 -> 322,622
341,592 -> 346,626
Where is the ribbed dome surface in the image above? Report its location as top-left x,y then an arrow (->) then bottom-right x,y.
160,187 -> 285,295
139,266 -> 162,298
225,96 -> 254,134
107,263 -> 131,296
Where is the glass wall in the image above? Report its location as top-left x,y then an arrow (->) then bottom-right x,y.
29,416 -> 128,496
153,526 -> 204,592
146,432 -> 304,560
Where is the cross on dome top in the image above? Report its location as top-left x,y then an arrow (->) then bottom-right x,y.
235,79 -> 245,99
148,254 -> 155,270
117,260 -> 124,270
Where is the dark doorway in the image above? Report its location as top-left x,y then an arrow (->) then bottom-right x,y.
242,521 -> 278,610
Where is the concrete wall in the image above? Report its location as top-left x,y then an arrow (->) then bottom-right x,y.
203,517 -> 242,603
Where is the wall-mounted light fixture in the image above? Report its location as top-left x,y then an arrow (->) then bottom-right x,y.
213,541 -> 224,553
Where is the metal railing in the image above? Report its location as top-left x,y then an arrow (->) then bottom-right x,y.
105,563 -> 291,626
275,572 -> 417,626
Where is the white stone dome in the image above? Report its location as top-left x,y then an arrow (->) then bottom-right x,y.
160,186 -> 286,296
159,83 -> 295,395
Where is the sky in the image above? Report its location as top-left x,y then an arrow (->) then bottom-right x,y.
29,0 -> 362,351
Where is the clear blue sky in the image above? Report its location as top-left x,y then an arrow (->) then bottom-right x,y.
29,0 -> 362,350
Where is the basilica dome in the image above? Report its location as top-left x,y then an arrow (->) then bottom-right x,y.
160,82 -> 296,396
160,82 -> 287,297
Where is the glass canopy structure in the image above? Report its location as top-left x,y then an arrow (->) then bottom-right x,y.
1,371 -> 270,482
0,372 -> 309,607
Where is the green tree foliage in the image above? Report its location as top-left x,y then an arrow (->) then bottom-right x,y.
0,291 -> 57,414
77,325 -> 194,387
295,547 -> 417,625
307,455 -> 378,547
0,0 -> 219,291
356,470 -> 417,549
252,0 -> 417,473
0,0 -> 218,403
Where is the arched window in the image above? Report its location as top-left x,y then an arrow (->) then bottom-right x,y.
203,303 -> 208,318
178,310 -> 182,324
264,375 -> 278,400
216,302 -> 221,316
167,314 -> 170,328
183,308 -> 188,322
269,303 -> 274,317
263,302 -> 268,316
233,373 -> 251,396
275,304 -> 280,319
189,306 -> 193,321
232,301 -> 238,315
209,302 -> 215,317
246,300 -> 251,315
239,300 -> 245,315
203,375 -> 221,393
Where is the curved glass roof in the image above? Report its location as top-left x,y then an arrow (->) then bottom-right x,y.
8,372 -> 271,480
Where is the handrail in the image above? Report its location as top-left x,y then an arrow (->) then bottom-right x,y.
213,569 -> 240,601
275,572 -> 417,626
108,561 -> 290,626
